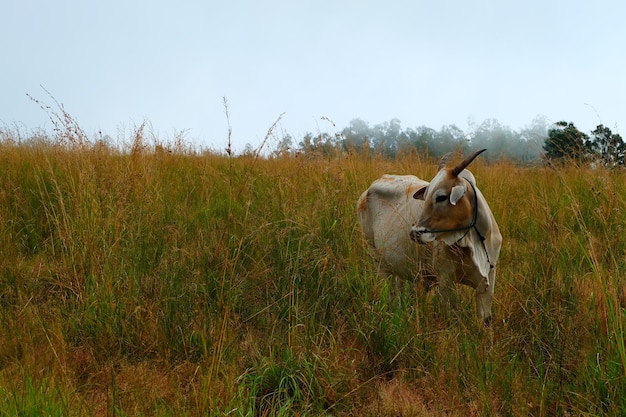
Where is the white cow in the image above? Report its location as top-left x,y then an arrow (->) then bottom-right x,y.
357,149 -> 502,324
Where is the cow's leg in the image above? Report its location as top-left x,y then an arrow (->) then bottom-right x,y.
475,274 -> 494,325
437,271 -> 458,313
433,246 -> 458,314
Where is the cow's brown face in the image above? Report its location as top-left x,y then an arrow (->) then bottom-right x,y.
410,149 -> 487,245
411,169 -> 473,244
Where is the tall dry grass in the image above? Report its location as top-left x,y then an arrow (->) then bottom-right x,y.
0,124 -> 624,416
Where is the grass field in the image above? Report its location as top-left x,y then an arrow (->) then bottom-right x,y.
0,125 -> 625,416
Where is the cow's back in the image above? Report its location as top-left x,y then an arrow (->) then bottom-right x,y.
357,175 -> 429,281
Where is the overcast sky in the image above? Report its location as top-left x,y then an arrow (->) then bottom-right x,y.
2,0 -> 625,152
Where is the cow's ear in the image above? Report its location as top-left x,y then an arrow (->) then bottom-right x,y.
450,185 -> 466,205
413,186 -> 427,200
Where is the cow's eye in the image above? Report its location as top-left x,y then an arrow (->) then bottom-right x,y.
435,195 -> 448,203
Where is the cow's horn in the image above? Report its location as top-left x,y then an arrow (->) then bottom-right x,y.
438,152 -> 453,170
451,149 -> 487,177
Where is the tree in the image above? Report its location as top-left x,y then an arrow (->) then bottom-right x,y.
341,118 -> 371,150
369,119 -> 403,157
298,132 -> 339,155
405,126 -> 436,154
429,124 -> 468,156
273,133 -> 293,156
516,116 -> 549,162
470,119 -> 520,160
590,124 -> 625,167
543,121 -> 592,162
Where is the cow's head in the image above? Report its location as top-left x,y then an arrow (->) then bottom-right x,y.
410,149 -> 486,244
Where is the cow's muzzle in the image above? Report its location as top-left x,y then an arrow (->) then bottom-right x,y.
410,225 -> 428,244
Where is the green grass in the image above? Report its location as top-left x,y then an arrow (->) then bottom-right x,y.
0,125 -> 625,416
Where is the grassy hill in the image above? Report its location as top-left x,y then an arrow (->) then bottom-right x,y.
0,130 -> 624,416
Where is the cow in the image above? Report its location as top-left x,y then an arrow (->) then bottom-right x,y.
357,149 -> 502,324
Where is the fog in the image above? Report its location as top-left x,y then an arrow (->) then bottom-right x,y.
268,116 -> 549,162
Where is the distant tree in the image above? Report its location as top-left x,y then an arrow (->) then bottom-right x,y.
298,132 -> 315,152
516,116 -> 549,162
331,116 -> 550,161
341,119 -> 371,150
429,124 -> 468,156
242,143 -> 255,156
470,119 -> 519,160
394,126 -> 416,154
543,121 -> 592,162
372,119 -> 403,157
273,133 -> 293,157
340,118 -> 407,157
590,124 -> 625,167
520,115 -> 550,144
298,132 -> 338,155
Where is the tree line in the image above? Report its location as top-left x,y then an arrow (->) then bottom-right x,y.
263,117 -> 624,166
268,117 -> 547,162
544,121 -> 625,167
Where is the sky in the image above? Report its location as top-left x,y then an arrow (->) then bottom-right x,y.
2,0 -> 625,152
